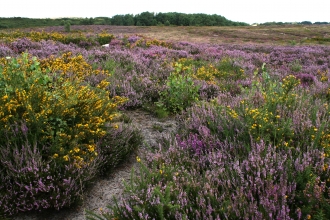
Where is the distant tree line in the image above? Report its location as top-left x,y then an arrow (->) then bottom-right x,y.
259,21 -> 329,26
110,12 -> 248,26
0,17 -> 81,29
1,13 -> 328,29
0,12 -> 248,29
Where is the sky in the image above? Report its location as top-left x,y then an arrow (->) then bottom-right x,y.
2,0 -> 330,24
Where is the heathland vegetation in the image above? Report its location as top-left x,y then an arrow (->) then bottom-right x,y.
0,24 -> 330,219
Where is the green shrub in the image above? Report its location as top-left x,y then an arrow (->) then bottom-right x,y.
156,62 -> 200,114
96,32 -> 115,45
289,59 -> 302,72
64,21 -> 71,32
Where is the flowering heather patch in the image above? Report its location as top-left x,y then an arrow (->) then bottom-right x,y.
0,44 -> 14,57
88,62 -> 330,220
1,30 -> 330,110
1,28 -> 330,218
89,137 -> 329,219
127,35 -> 140,44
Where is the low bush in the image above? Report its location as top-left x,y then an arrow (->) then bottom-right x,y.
96,32 -> 114,45
0,53 -> 141,216
155,61 -> 200,115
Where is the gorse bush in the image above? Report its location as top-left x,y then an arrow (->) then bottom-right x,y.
96,32 -> 115,45
0,53 -> 140,216
0,53 -> 126,165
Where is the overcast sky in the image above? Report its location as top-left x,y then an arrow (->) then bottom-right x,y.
2,0 -> 329,24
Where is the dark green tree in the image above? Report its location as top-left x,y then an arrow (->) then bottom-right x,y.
135,11 -> 154,26
123,14 -> 135,26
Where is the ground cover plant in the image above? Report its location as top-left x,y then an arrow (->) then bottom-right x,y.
0,26 -> 330,219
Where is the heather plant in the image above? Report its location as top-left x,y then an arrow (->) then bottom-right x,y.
11,37 -> 41,53
93,48 -> 169,109
195,80 -> 220,100
127,35 -> 140,44
97,121 -> 143,176
0,128 -> 102,216
179,66 -> 330,218
0,44 -> 14,57
295,73 -> 315,87
88,138 -> 322,220
91,87 -> 329,219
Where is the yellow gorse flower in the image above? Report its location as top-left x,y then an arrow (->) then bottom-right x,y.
0,53 -> 127,169
63,155 -> 69,161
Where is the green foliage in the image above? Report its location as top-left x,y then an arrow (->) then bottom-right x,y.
135,12 -> 155,26
236,64 -> 301,146
0,12 -> 248,29
64,21 -> 71,32
294,168 -> 330,219
216,57 -> 245,80
156,62 -> 200,114
154,101 -> 169,118
288,39 -> 297,45
289,59 -> 302,72
96,32 -> 115,45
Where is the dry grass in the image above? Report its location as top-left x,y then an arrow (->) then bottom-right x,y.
16,24 -> 330,45
92,25 -> 330,45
